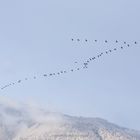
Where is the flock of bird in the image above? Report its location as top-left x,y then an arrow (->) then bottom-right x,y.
1,39 -> 138,90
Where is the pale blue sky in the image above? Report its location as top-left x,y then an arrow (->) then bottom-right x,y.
0,0 -> 140,130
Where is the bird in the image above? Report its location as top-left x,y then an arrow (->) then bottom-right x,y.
105,40 -> 108,43
84,63 -> 88,68
18,80 -> 21,83
57,72 -> 60,75
71,38 -> 74,41
83,66 -> 88,69
71,69 -> 74,72
109,50 -> 112,52
121,47 -> 123,49
77,68 -> 80,70
135,41 -> 137,44
114,48 -> 117,51
116,40 -> 118,43
127,44 -> 130,47
124,42 -> 126,44
43,74 -> 47,77
85,39 -> 88,42
95,40 -> 97,42
77,39 -> 80,41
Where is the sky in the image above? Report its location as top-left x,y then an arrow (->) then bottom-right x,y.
0,0 -> 140,130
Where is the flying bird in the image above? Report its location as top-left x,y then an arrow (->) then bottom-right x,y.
18,80 -> 21,83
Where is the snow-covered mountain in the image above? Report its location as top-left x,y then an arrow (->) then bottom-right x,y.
0,99 -> 140,140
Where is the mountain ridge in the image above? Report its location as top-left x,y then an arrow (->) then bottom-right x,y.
0,100 -> 140,140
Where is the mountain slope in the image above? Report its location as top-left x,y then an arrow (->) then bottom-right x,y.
0,100 -> 140,140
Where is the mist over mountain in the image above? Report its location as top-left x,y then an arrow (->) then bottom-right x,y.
0,98 -> 140,140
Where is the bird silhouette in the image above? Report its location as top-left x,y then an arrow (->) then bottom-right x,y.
1,39 -> 139,90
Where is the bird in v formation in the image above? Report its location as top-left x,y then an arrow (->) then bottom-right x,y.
1,39 -> 138,90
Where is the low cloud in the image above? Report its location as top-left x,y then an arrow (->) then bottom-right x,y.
0,96 -> 64,140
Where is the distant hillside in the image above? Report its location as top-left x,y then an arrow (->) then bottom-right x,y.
0,100 -> 140,140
